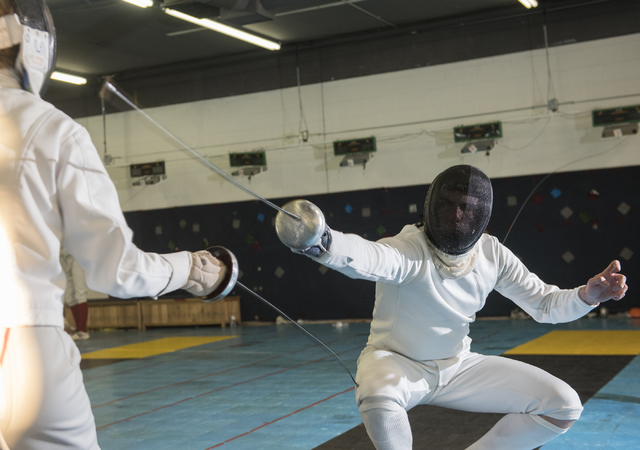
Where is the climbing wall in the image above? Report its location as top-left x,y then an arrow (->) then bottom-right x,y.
124,165 -> 638,321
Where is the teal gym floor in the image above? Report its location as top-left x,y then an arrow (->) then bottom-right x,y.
76,317 -> 640,449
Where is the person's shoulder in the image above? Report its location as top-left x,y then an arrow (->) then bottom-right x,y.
478,234 -> 522,269
7,89 -> 74,124
479,233 -> 499,245
397,223 -> 425,240
478,233 -> 502,256
379,223 -> 427,249
39,98 -> 78,125
28,96 -> 84,136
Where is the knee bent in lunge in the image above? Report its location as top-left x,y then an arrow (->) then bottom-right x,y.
535,382 -> 583,423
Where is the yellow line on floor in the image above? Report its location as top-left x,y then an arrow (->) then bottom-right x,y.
505,330 -> 640,355
81,336 -> 237,359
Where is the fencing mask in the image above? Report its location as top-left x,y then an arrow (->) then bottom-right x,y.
424,165 -> 493,257
0,0 -> 56,96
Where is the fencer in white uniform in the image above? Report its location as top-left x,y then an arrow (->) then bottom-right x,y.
60,248 -> 90,340
0,1 -> 227,448
276,165 -> 627,450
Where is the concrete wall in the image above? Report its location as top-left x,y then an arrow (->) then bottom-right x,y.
77,32 -> 640,212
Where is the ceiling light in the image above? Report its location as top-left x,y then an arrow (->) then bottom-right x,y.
122,0 -> 153,7
518,0 -> 538,8
164,8 -> 280,51
50,72 -> 87,85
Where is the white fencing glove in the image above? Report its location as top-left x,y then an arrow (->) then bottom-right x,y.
182,251 -> 227,296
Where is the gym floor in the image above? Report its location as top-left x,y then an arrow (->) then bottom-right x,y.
77,316 -> 640,450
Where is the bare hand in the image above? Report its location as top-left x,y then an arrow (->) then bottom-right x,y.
579,260 -> 628,306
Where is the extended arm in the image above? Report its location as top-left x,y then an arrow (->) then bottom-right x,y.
58,128 -> 225,298
275,200 -> 424,284
494,241 -> 595,323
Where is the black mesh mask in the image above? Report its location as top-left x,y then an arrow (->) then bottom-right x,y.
424,165 -> 493,256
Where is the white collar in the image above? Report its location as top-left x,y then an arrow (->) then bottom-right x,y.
427,238 -> 479,279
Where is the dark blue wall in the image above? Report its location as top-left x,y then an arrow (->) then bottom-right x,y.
124,165 -> 638,321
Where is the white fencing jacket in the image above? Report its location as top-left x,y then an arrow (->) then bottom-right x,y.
0,69 -> 190,328
317,224 -> 595,362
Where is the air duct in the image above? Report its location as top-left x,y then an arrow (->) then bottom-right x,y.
163,0 -> 274,24
219,0 -> 274,25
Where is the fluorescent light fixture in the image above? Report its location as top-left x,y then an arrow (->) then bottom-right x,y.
518,0 -> 538,8
123,0 -> 153,7
164,8 -> 280,51
50,71 -> 87,85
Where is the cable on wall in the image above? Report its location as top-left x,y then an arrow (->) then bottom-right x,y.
496,116 -> 552,152
320,72 -> 331,194
296,65 -> 310,143
543,23 -> 558,111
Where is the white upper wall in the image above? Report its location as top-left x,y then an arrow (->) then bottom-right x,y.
78,33 -> 640,212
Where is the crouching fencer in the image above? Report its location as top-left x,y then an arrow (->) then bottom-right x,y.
0,1 -> 227,448
276,165 -> 628,450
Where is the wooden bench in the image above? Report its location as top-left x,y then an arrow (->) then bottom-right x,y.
65,296 -> 241,331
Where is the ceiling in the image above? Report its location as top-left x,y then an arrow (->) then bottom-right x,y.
48,0 -> 532,77
41,0 -> 640,118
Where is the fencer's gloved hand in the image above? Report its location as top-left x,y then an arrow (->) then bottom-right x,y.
296,224 -> 332,258
182,251 -> 227,296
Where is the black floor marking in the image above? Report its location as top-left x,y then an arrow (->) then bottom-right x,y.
592,393 -> 640,404
313,355 -> 635,450
80,359 -> 128,370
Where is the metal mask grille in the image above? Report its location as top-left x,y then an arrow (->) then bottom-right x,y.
424,165 -> 493,256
